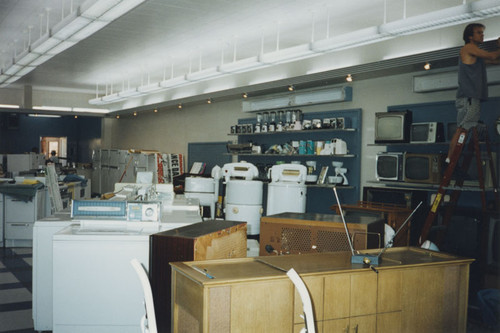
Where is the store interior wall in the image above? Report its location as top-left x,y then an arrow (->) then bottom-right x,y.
103,67 -> 498,199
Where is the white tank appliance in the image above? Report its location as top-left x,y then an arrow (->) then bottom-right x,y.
184,166 -> 221,220
266,163 -> 307,216
222,162 -> 263,235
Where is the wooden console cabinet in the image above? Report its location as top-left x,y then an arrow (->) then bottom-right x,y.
170,247 -> 473,333
259,212 -> 385,256
150,220 -> 247,333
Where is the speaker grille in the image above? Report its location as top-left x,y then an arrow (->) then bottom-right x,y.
317,230 -> 351,252
281,227 -> 312,253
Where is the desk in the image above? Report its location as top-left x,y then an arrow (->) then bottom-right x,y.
171,247 -> 473,333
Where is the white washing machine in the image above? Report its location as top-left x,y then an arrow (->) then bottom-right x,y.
52,220 -> 195,333
183,166 -> 221,220
266,164 -> 307,216
222,162 -> 263,235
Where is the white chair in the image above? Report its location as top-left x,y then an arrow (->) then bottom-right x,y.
131,259 -> 158,333
287,268 -> 316,333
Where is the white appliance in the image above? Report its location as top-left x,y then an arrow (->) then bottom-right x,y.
266,164 -> 307,216
52,219 -> 197,333
222,162 -> 263,235
32,212 -> 73,332
7,153 -> 45,173
184,165 -> 221,220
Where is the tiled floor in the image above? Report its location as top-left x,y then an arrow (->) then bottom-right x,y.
0,246 -> 497,333
0,247 -> 36,333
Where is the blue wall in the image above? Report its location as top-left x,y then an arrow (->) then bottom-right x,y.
0,112 -> 101,163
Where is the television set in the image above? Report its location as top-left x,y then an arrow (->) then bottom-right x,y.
376,152 -> 403,181
410,122 -> 444,143
404,153 -> 444,184
374,111 -> 412,143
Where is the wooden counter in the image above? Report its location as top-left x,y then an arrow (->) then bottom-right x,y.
170,247 -> 473,333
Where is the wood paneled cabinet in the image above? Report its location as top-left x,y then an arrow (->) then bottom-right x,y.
170,248 -> 473,333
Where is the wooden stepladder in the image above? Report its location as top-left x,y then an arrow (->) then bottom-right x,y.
419,126 -> 499,245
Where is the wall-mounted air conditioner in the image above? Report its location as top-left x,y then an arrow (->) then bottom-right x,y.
413,66 -> 500,93
242,86 -> 352,112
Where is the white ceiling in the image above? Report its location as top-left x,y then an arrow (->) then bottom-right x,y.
0,0 -> 499,112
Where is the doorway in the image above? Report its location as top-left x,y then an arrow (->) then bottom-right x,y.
40,137 -> 67,166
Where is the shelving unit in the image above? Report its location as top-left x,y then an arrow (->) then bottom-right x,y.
231,109 -> 362,213
369,100 -> 499,205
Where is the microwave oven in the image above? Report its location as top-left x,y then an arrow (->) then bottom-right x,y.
410,122 -> 444,143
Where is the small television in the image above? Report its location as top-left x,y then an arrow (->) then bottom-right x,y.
404,153 -> 444,184
410,122 -> 444,143
374,111 -> 412,143
376,152 -> 403,181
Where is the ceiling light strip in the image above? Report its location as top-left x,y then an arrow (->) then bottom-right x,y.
0,0 -> 146,87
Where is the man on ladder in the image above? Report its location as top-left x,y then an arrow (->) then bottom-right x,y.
447,23 -> 500,162
420,23 -> 500,246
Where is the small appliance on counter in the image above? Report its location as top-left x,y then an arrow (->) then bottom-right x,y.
266,164 -> 307,216
331,161 -> 349,185
222,162 -> 263,235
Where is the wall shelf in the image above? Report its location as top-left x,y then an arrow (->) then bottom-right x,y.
225,153 -> 356,158
229,128 -> 356,136
367,180 -> 498,192
234,108 -> 362,214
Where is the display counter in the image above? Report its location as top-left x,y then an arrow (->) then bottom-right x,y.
171,247 -> 473,333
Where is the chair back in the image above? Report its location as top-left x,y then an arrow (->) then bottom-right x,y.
131,258 -> 158,333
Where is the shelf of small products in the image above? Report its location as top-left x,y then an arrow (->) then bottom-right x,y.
232,108 -> 362,214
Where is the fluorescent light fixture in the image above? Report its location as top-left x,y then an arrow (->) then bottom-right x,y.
4,64 -> 23,75
186,68 -> 222,81
119,88 -> 142,97
160,75 -> 188,88
70,20 -> 109,40
28,114 -> 62,118
138,82 -> 161,93
34,106 -> 72,112
101,93 -> 122,102
73,107 -> 110,113
259,43 -> 313,64
52,13 -> 92,40
46,40 -> 77,55
294,86 -> 352,105
380,4 -> 473,36
0,74 -> 10,83
89,97 -> 106,105
0,104 -> 20,109
312,27 -> 385,53
30,54 -> 53,66
100,0 -> 146,21
16,66 -> 36,76
31,35 -> 61,54
218,56 -> 263,73
15,50 -> 40,66
81,0 -> 122,19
